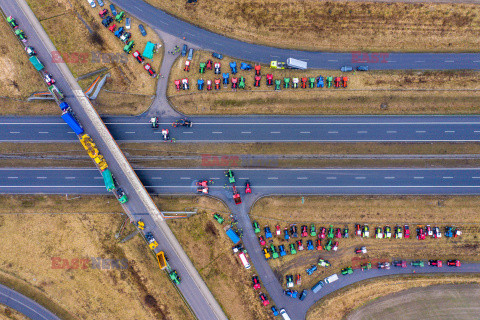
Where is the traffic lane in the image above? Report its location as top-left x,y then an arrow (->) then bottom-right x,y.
110,0 -> 480,70
0,283 -> 61,320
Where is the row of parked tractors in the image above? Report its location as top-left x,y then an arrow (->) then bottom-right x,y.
176,59 -> 349,91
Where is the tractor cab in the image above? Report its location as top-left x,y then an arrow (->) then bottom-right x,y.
232,185 -> 242,205
150,117 -> 159,128
245,181 -> 252,193
270,61 -> 286,69
161,129 -> 170,141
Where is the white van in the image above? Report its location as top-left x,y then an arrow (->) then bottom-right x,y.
324,273 -> 339,284
280,309 -> 291,320
238,252 -> 251,269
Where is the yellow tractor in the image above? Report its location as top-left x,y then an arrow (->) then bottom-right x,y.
270,61 -> 286,69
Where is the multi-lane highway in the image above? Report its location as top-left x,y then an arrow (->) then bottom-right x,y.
3,115 -> 480,142
111,0 -> 480,70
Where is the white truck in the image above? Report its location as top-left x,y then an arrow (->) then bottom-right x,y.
286,58 -> 307,70
324,273 -> 339,284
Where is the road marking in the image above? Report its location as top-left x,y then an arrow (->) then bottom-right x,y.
210,177 -> 220,180
443,176 -> 453,179
9,132 -> 20,134
384,177 -> 395,179
416,130 -> 426,133
7,177 -> 18,179
386,130 -> 397,133
472,177 -> 480,179
180,177 -> 190,179
183,132 -> 193,134
474,61 -> 480,63
415,60 -> 425,63
300,131 -> 311,134
152,177 -> 162,180
67,131 -> 75,134
355,177 -> 366,180
158,20 -> 168,25
38,132 -> 49,134
297,177 -> 308,180
386,60 -> 396,63
36,177 -> 47,179
125,132 -> 136,134
238,177 -> 249,180
327,60 -> 338,62
270,131 -> 281,134
326,177 -> 337,180
212,131 -> 222,134
445,130 -> 455,133
268,177 -> 278,180
93,177 -> 103,179
241,131 -> 252,134
65,177 -> 75,179
414,177 -> 424,179
357,131 -> 367,134
328,131 -> 338,134
474,131 -> 480,133
444,60 -> 455,63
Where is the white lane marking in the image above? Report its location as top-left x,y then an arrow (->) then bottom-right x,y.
474,131 -> 480,133
125,132 -> 136,134
326,177 -> 337,180
105,121 -> 480,125
357,131 -> 367,134
268,177 -> 278,180
327,60 -> 338,62
297,177 -> 308,180
38,132 -> 49,134
300,131 -> 311,134
180,177 -> 190,179
212,131 -> 222,134
241,131 -> 251,134
7,176 -> 18,179
443,176 -> 453,179
414,177 -> 424,179
444,60 -> 455,63
152,177 -> 162,180
238,177 -> 249,180
416,130 -> 426,133
384,177 -> 395,179
386,130 -> 397,133
328,131 -> 338,134
474,61 -> 480,63
445,130 -> 455,133
36,177 -> 47,179
65,177 -> 75,179
270,131 -> 281,134
93,176 -> 103,179
9,132 -> 20,134
355,177 -> 366,180
67,131 -> 75,134
415,60 -> 425,63
183,132 -> 193,134
386,60 -> 396,63
472,177 -> 480,179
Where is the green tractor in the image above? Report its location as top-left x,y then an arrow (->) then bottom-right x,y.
253,221 -> 261,234
310,224 -> 316,237
270,244 -> 279,259
328,226 -> 335,239
326,76 -> 333,88
7,16 -> 18,29
213,213 -> 224,224
341,266 -> 353,275
199,62 -> 206,74
324,240 -> 332,251
309,77 -> 315,88
274,79 -> 281,91
283,77 -> 290,88
289,243 -> 297,255
15,29 -> 26,42
238,77 -> 245,89
169,270 -> 181,285
226,169 -> 235,183
318,259 -> 331,267
361,262 -> 372,271
115,11 -> 125,22
123,40 -> 135,54
411,260 -> 425,267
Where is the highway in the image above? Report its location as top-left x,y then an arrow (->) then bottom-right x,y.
0,283 -> 61,320
2,115 -> 480,142
111,0 -> 480,70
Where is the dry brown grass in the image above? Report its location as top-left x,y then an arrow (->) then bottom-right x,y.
251,196 -> 480,290
28,0 -> 163,115
146,0 -> 480,52
307,275 -> 480,320
168,51 -> 480,115
165,197 -> 272,320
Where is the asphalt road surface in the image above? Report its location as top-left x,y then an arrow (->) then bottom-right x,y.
111,0 -> 480,70
0,283 -> 61,320
3,115 -> 480,142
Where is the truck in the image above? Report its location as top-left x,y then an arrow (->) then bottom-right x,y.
226,228 -> 240,244
286,58 -> 307,70
48,84 -> 64,104
61,111 -> 83,135
238,252 -> 251,269
323,273 -> 339,284
29,56 -> 44,71
102,168 -> 115,191
311,280 -> 324,293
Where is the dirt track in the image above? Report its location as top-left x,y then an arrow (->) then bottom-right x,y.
347,283 -> 480,320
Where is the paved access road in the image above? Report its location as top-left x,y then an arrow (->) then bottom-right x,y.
3,115 -> 480,142
0,283 -> 61,320
111,0 -> 480,70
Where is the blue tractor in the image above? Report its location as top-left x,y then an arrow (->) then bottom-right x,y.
240,62 -> 252,70
316,76 -> 324,88
229,61 -> 237,74
114,26 -> 124,38
222,73 -> 229,85
197,79 -> 204,90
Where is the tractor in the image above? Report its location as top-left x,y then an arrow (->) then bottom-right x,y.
222,73 -> 229,86
174,80 -> 181,91
318,259 -> 331,267
239,77 -> 245,89
196,180 -> 209,194
214,62 -> 221,74
184,60 -> 190,72
206,80 -> 212,90
411,260 -> 425,267
265,226 -> 272,239
341,267 -> 353,275
301,77 -> 307,89
342,76 -> 348,88
309,77 -> 315,88
355,246 -> 367,254
306,240 -> 314,250
284,77 -> 290,88
327,226 -> 334,239
343,227 -> 349,238
289,243 -> 297,255
361,262 -> 372,271
226,169 -> 235,183
172,117 -> 192,128
270,244 -> 279,259
292,78 -> 299,89
266,74 -> 273,86
213,213 -> 224,224
7,16 -> 18,29
254,64 -> 261,76
316,76 -> 324,88
274,79 -> 281,91
197,79 -> 204,90
214,79 -> 221,90
123,40 -> 135,54
241,62 -> 252,70
254,76 -> 261,87
324,240 -> 332,251
199,62 -> 206,73
270,61 -> 286,69
326,76 -> 333,88
115,11 -> 125,22
253,221 -> 261,234
231,77 -> 238,90
15,29 -> 27,42
310,224 -> 316,237
334,77 -> 341,88
206,60 -> 213,70
150,117 -> 159,128
181,78 -> 189,90
232,185 -> 241,205
229,61 -> 237,74
161,129 -> 170,141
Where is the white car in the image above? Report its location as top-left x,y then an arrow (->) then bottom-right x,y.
125,17 -> 131,29
87,0 -> 96,7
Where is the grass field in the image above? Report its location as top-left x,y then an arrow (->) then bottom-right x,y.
168,51 -> 480,115
307,275 -> 480,320
146,0 -> 480,52
27,0 -> 163,115
347,283 -> 480,320
251,196 -> 480,291
0,10 -> 57,115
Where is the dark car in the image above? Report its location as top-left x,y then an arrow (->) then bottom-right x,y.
299,289 -> 308,301
356,65 -> 369,71
109,4 -> 117,16
181,44 -> 187,57
212,52 -> 223,60
138,24 -> 147,36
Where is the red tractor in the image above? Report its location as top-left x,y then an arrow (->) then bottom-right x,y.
428,260 -> 443,267
145,64 -> 156,77
206,80 -> 212,90
393,260 -> 407,268
232,185 -> 242,205
417,227 -> 426,240
342,76 -> 348,88
318,227 -> 326,239
447,260 -> 461,267
206,59 -> 213,70
245,182 -> 252,194
184,60 -> 190,72
316,239 -> 322,250
254,76 -> 261,87
355,224 -> 361,236
232,77 -> 238,90
214,79 -> 221,90
174,80 -> 181,91
334,77 -> 341,88
301,225 -> 308,237
252,276 -> 261,290
266,74 -> 273,86
99,9 -> 108,18
132,50 -> 144,63
108,23 -> 116,32
196,180 -> 209,194
301,77 -> 307,89
335,228 -> 342,238
255,64 -> 261,76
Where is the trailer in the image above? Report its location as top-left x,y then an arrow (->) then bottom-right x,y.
156,251 -> 167,270
61,110 -> 83,135
102,168 -> 115,191
226,228 -> 240,244
29,56 -> 44,71
286,58 -> 307,70
48,84 -> 64,104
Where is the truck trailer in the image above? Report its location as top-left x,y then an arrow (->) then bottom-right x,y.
102,169 -> 115,191
226,228 -> 240,244
286,58 -> 307,70
29,56 -> 44,71
61,111 -> 83,135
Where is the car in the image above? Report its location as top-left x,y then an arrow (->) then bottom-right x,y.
378,262 -> 391,269
340,66 -> 353,72
132,50 -> 144,63
278,245 -> 286,257
355,246 -> 367,254
306,265 -> 317,275
341,267 -> 353,275
299,290 -> 308,301
411,260 -> 425,267
87,0 -> 96,8
96,0 -> 104,6
253,221 -> 261,234
226,169 -> 235,183
187,48 -> 194,60
44,74 -> 55,86
144,63 -> 156,77
212,52 -> 223,59
301,225 -> 308,237
263,248 -> 271,259
384,226 -> 392,239
307,240 -> 314,251
393,260 -> 407,268
259,293 -> 269,306
245,182 -> 252,194
283,289 -> 298,299
172,118 -> 192,127
447,260 -> 461,267
109,4 -> 117,15
258,235 -> 266,246
356,65 -> 369,71
271,306 -> 279,316
181,45 -> 188,57
265,226 -> 272,239
284,228 -> 290,240
25,46 -> 36,56
428,260 -> 443,267
394,225 -> 403,239
289,243 -> 297,255
297,240 -> 304,251
318,227 -> 326,239
138,24 -> 147,36
310,224 -> 316,237
125,17 -> 131,29
99,9 -> 108,18
252,276 -> 261,290
318,259 -> 330,267
404,225 -> 410,238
